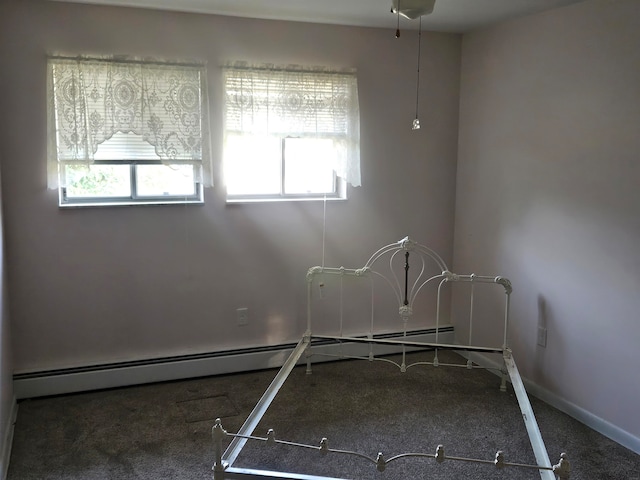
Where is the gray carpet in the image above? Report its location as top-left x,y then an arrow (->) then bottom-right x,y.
7,351 -> 640,479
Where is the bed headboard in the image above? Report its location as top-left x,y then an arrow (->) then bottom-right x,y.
305,236 -> 513,352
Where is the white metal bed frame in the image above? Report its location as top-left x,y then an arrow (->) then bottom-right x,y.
212,236 -> 570,480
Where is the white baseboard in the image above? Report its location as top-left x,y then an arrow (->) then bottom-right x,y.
13,327 -> 454,400
463,351 -> 640,455
1,396 -> 17,480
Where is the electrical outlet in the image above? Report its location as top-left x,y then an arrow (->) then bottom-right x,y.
237,307 -> 249,326
537,326 -> 547,347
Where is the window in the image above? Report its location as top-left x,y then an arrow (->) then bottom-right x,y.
224,136 -> 340,198
47,56 -> 211,206
223,63 -> 360,202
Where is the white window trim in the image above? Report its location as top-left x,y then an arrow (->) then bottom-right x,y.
58,161 -> 204,208
47,54 -> 212,207
222,62 -> 360,203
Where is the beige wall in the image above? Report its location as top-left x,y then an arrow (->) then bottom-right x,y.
454,0 -> 640,449
0,165 -> 14,478
0,0 -> 461,372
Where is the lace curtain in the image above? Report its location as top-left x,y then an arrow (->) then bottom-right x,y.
47,56 -> 211,188
223,63 -> 361,187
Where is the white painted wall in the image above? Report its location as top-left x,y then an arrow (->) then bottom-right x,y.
0,0 -> 461,373
0,165 -> 15,478
454,0 -> 640,447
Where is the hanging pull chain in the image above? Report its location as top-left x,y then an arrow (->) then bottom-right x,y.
412,16 -> 422,130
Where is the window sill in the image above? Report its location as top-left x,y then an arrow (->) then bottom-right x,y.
226,196 -> 347,205
59,199 -> 204,208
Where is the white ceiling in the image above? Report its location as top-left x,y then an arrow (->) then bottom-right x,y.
50,0 -> 586,32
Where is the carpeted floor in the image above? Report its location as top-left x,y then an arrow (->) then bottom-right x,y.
7,351 -> 640,479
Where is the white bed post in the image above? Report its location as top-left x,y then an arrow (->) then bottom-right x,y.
339,269 -> 345,359
305,340 -> 313,375
434,277 -> 450,367
212,418 -> 227,480
498,276 -> 513,392
496,276 -> 512,350
368,275 -> 375,362
467,275 -> 476,369
305,267 -> 320,375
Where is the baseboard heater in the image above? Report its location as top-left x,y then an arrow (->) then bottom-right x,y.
13,326 -> 454,399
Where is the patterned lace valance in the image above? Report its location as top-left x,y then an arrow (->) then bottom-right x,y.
47,55 -> 211,187
223,62 -> 361,187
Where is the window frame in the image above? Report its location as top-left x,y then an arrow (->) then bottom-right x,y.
47,55 -> 211,207
222,63 -> 360,203
58,159 -> 204,208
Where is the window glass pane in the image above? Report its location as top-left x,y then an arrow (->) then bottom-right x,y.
284,138 -> 336,195
64,164 -> 131,198
225,134 -> 281,195
136,165 -> 196,197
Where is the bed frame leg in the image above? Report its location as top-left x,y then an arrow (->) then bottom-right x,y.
500,369 -> 507,392
212,418 -> 227,480
552,453 -> 570,479
305,342 -> 313,375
